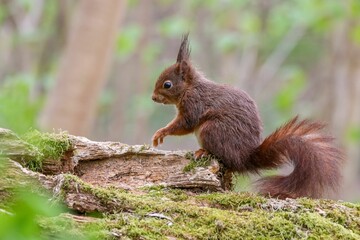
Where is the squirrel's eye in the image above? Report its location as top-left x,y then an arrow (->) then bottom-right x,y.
163,81 -> 172,89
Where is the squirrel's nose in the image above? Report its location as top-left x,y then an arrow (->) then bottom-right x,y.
152,94 -> 157,102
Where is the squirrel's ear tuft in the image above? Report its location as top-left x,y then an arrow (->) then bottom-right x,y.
176,33 -> 191,63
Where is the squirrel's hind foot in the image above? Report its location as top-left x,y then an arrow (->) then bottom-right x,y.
194,148 -> 210,160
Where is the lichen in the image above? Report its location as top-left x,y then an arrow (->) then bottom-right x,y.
21,129 -> 71,171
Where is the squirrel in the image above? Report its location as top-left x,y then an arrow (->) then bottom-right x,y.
151,34 -> 344,199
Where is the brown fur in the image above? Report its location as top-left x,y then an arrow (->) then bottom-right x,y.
151,35 -> 345,199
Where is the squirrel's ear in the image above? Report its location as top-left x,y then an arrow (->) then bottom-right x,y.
176,33 -> 190,63
175,60 -> 191,80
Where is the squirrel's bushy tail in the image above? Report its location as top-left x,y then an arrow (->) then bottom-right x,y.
249,116 -> 344,199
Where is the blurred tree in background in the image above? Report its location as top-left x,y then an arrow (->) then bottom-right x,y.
40,0 -> 126,135
0,0 -> 359,200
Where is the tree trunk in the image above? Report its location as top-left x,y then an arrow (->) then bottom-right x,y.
39,0 -> 126,136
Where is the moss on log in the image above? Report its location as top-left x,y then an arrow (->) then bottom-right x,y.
0,128 -> 359,239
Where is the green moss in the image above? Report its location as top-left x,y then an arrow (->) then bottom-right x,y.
184,151 -> 193,160
21,130 -> 71,171
139,144 -> 150,152
166,189 -> 189,202
140,185 -> 166,192
56,175 -> 360,239
284,212 -> 358,239
144,187 -> 189,202
183,153 -> 214,172
297,197 -> 317,208
196,191 -> 267,209
1,158 -> 47,207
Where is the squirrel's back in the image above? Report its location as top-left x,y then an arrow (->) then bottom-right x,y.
185,78 -> 263,170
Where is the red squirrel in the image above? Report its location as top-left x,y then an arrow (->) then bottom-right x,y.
151,34 -> 344,199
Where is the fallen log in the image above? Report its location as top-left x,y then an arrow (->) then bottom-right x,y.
0,128 -> 224,191
1,158 -> 359,239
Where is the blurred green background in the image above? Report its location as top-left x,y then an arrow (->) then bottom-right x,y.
0,0 -> 359,201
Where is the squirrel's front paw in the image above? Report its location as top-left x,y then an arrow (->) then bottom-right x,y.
152,129 -> 167,147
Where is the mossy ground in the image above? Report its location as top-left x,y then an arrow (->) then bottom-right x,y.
37,174 -> 359,240
1,162 -> 359,239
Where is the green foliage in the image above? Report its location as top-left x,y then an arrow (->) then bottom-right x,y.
0,75 -> 43,134
0,188 -> 61,240
215,33 -> 241,54
158,17 -> 190,37
0,187 -> 103,240
36,1 -> 59,42
39,216 -> 110,240
350,0 -> 360,17
21,130 -> 71,171
116,24 -> 142,59
346,126 -> 360,144
239,12 -> 261,34
351,25 -> 360,46
0,160 -> 106,240
0,4 -> 7,24
142,42 -> 162,64
274,68 -> 306,114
